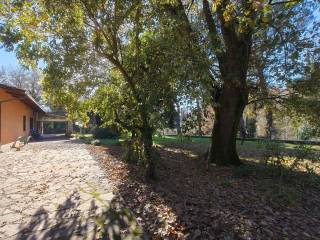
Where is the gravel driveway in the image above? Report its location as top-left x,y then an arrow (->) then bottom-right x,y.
0,138 -> 141,240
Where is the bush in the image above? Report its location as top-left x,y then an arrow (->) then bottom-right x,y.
92,127 -> 119,139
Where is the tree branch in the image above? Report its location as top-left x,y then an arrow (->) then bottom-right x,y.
269,0 -> 300,5
247,94 -> 289,105
202,0 -> 225,62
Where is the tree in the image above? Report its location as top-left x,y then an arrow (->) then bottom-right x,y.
0,66 -> 42,101
0,0 -> 202,179
41,0 -> 169,180
284,62 -> 320,131
1,0 -> 318,170
162,0 -> 319,165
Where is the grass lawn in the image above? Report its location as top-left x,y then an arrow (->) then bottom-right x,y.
153,135 -> 320,151
76,133 -> 320,152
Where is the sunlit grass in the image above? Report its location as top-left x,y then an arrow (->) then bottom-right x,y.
76,133 -> 320,152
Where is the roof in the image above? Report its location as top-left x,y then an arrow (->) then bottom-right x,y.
41,113 -> 67,122
0,83 -> 45,113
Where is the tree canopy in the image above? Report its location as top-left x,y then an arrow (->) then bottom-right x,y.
0,0 -> 319,178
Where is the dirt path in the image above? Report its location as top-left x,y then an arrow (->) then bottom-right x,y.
0,139 -> 141,240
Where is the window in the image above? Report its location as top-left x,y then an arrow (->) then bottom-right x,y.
23,116 -> 26,131
30,117 -> 34,131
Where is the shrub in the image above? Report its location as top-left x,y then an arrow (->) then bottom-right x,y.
92,127 -> 119,139
123,138 -> 144,164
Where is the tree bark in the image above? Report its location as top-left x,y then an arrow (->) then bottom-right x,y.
196,98 -> 203,136
266,109 -> 273,139
141,125 -> 155,180
208,83 -> 248,165
175,101 -> 182,135
165,0 -> 253,166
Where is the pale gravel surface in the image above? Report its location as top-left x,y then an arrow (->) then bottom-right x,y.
0,138 -> 117,239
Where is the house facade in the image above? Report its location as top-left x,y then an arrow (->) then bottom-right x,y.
0,84 -> 45,144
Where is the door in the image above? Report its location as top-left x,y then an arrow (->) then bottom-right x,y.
30,117 -> 34,131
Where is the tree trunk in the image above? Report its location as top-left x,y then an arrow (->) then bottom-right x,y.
175,101 -> 182,135
141,126 -> 155,180
266,109 -> 273,139
196,98 -> 203,136
239,114 -> 246,145
208,83 -> 248,166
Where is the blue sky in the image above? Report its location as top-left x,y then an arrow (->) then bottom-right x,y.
0,48 -> 45,69
0,48 -> 19,69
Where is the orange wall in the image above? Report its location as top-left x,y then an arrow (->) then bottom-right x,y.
0,89 -> 35,144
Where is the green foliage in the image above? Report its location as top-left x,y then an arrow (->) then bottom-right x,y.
263,141 -> 285,166
259,141 -> 320,185
1,0 -> 319,170
297,122 -> 320,140
92,127 -> 120,139
123,138 -> 144,164
82,187 -> 143,239
123,137 -> 160,170
275,63 -> 320,133
181,113 -> 198,135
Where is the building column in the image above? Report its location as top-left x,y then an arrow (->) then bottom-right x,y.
40,121 -> 44,135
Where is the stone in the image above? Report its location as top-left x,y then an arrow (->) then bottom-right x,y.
0,139 -> 116,239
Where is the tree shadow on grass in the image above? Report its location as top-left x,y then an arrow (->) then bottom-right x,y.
94,143 -> 320,239
15,191 -> 144,240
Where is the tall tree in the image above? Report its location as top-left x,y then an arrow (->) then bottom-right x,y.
162,0 -> 319,165
0,0 -> 201,179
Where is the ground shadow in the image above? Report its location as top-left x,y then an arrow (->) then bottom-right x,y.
92,143 -> 320,239
15,191 -> 144,240
32,134 -> 70,143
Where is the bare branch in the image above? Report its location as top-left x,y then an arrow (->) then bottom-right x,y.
269,0 -> 300,5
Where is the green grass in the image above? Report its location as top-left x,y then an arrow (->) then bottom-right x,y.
153,135 -> 210,145
76,133 -> 320,151
154,135 -> 320,151
75,133 -> 93,139
99,138 -> 121,145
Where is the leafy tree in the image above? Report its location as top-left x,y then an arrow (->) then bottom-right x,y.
0,0 -> 203,179
1,0 -> 318,172
161,0 -> 319,165
284,62 -> 320,132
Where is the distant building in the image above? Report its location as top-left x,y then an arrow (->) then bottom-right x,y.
0,83 -> 45,144
0,84 -> 75,146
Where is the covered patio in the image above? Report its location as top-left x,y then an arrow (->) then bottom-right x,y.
38,113 -> 73,135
